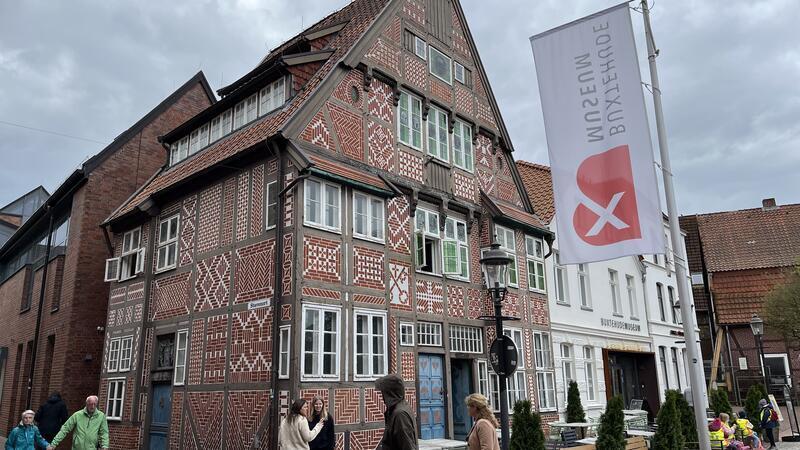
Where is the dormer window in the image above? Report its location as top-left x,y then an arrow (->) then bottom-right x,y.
259,77 -> 285,116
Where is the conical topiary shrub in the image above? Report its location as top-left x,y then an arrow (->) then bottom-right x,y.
652,391 -> 685,450
566,380 -> 586,423
745,383 -> 768,433
596,395 -> 626,450
669,389 -> 697,443
510,400 -> 545,450
709,387 -> 733,418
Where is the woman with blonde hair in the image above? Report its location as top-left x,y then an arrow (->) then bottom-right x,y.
465,394 -> 500,450
308,395 -> 335,450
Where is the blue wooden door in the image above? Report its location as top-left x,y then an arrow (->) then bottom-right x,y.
450,359 -> 473,440
148,384 -> 172,450
419,354 -> 445,439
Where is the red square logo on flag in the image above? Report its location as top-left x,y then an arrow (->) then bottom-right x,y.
572,145 -> 642,245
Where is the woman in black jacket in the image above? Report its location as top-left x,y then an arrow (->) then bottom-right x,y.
308,395 -> 335,450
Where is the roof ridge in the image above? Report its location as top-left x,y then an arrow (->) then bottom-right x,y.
516,160 -> 551,171
696,202 -> 800,218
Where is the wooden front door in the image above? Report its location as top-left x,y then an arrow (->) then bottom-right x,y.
419,354 -> 445,439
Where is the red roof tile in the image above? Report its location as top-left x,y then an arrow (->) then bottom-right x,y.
516,161 -> 555,224
496,203 -> 547,231
308,154 -> 389,192
695,203 -> 800,272
106,0 -> 389,223
710,267 -> 789,325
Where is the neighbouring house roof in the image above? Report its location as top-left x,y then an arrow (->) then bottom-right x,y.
712,267 -> 790,325
104,0 -> 391,226
694,203 -> 800,272
516,161 -> 555,225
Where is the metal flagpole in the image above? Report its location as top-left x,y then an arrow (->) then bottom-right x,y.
640,1 -> 711,447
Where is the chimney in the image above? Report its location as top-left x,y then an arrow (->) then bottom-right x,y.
762,198 -> 777,210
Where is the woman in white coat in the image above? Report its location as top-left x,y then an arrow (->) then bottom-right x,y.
278,398 -> 325,450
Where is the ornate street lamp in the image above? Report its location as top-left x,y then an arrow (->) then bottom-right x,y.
750,314 -> 770,395
480,242 -> 513,450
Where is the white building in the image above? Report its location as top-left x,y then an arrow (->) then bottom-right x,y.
518,162 -> 702,419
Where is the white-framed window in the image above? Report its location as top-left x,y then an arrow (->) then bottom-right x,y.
429,46 -> 452,84
578,263 -> 591,308
174,330 -> 188,386
221,109 -> 233,135
427,106 -> 449,162
304,179 -> 341,232
659,346 -> 669,388
259,77 -> 285,116
156,215 -> 179,272
417,322 -> 442,347
657,282 -> 666,322
533,331 -> 552,369
189,128 -> 200,155
266,181 -> 278,230
301,304 -> 340,380
671,347 -> 682,390
233,101 -> 246,129
452,120 -> 473,172
454,61 -> 466,84
537,372 -> 556,410
526,236 -> 546,292
609,269 -> 622,315
626,275 -> 638,319
354,309 -> 387,379
553,251 -> 568,304
107,336 -> 133,373
353,192 -> 385,242
668,286 -> 680,324
398,91 -> 422,149
494,225 -> 518,287
399,323 -> 415,346
415,208 -> 441,274
584,346 -> 596,402
476,360 -> 491,408
106,378 -> 125,421
278,326 -> 290,379
108,227 -> 144,282
198,123 -> 209,150
443,217 -> 469,279
209,116 -> 222,143
414,35 -> 427,60
245,93 -> 258,123
488,328 -> 527,411
561,343 -> 574,382
449,325 -> 483,353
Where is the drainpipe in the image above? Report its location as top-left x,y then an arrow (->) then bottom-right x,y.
268,140 -> 286,450
26,206 -> 54,409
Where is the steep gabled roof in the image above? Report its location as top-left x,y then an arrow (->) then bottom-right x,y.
517,161 -> 555,225
105,0 -> 392,226
694,202 -> 800,272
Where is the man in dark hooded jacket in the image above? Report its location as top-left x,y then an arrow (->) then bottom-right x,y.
375,374 -> 417,450
35,392 -> 69,442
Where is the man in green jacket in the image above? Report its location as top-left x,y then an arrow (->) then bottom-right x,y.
47,396 -> 109,450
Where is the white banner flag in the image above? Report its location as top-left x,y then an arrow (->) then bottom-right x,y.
530,2 -> 663,264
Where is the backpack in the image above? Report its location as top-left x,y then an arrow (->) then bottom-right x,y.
769,408 -> 779,423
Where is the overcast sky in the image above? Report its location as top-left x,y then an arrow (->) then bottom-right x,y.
1,0 -> 798,215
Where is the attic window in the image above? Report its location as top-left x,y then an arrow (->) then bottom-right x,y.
404,30 -> 427,60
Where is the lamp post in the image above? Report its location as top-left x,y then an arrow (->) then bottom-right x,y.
750,314 -> 770,395
480,242 -> 513,450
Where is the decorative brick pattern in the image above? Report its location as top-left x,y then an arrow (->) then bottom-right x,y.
387,196 -> 411,254
353,294 -> 385,305
301,287 -> 341,300
401,352 -> 416,381
194,252 -> 231,311
524,328 -> 534,370
279,390 -> 290,419
430,79 -> 452,104
284,170 -> 294,228
332,69 -> 364,109
474,71 -> 488,99
300,108 -> 334,150
182,409 -> 198,450
453,171 -> 476,203
188,319 -> 204,385
467,288 -> 485,319
282,233 -> 293,295
403,0 -> 425,26
476,166 -> 496,195
447,284 -> 465,317
333,388 -> 359,425
389,260 -> 411,311
300,389 -> 329,405
187,391 -> 224,449
141,328 -> 153,386
470,226 -> 482,284
367,80 -> 394,123
303,236 -> 341,283
404,54 -> 427,90
251,164 -> 264,237
364,388 -> 385,423
235,239 -> 275,303
127,281 -> 144,301
226,391 -> 269,450
384,16 -> 401,42
528,373 -> 538,409
267,158 -> 278,175
415,280 -> 444,315
281,304 -> 291,321
405,387 -> 418,417
365,38 -> 400,75
350,429 -> 385,450
486,326 -> 496,347
389,316 -> 397,374
455,84 -> 474,116
110,286 -> 126,305
477,101 -> 497,129
221,177 -> 236,246
498,179 -> 520,205
236,171 -> 251,242
398,150 -> 423,182
204,314 -> 228,384
197,184 -> 222,253
168,391 -> 184,449
335,433 -> 344,450
180,196 -> 197,266
502,292 -> 519,319
531,294 -> 549,326
353,245 -> 385,289
367,120 -> 395,172
476,135 -> 493,169
229,307 -> 272,383
139,392 -> 148,423
328,102 -> 364,161
150,272 -> 191,321
515,232 -> 528,291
